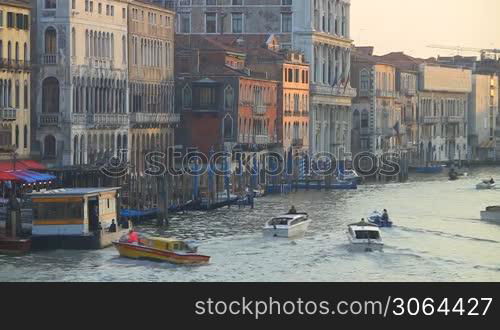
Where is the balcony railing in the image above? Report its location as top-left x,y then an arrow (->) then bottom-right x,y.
376,89 -> 400,98
38,113 -> 61,126
87,58 -> 114,70
0,107 -> 17,121
93,114 -> 128,126
42,54 -> 58,65
444,116 -> 464,124
254,135 -> 270,145
421,116 -> 440,124
292,138 -> 304,147
0,58 -> 31,70
253,105 -> 267,115
130,112 -> 180,124
311,84 -> 357,98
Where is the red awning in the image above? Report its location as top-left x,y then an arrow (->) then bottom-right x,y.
0,160 -> 47,172
0,172 -> 17,181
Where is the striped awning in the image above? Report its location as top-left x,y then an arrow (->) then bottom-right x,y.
479,140 -> 496,149
0,170 -> 56,183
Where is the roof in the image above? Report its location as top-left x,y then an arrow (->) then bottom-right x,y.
349,221 -> 379,228
30,187 -> 120,197
0,0 -> 31,10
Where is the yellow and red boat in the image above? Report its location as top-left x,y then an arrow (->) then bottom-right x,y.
113,237 -> 210,265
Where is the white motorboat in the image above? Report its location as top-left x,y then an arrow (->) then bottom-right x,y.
476,180 -> 496,190
340,169 -> 362,183
263,213 -> 311,238
347,220 -> 384,252
480,206 -> 500,222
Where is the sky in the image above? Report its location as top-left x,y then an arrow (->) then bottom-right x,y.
351,0 -> 500,59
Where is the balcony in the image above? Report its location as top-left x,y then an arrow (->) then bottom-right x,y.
38,113 -> 61,126
421,116 -> 440,124
0,108 -> 17,121
253,106 -> 267,115
292,138 -> 304,147
444,116 -> 464,124
92,114 -> 128,127
130,112 -> 180,125
0,58 -> 31,70
375,89 -> 400,98
254,135 -> 270,145
42,54 -> 58,65
311,84 -> 357,98
87,58 -> 115,70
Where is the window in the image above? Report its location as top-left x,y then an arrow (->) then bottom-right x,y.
15,125 -> 19,147
179,13 -> 191,33
23,125 -> 28,149
360,69 -> 370,91
224,86 -> 234,109
45,0 -> 57,9
42,77 -> 60,113
98,3 -> 102,14
223,115 -> 233,139
106,5 -> 110,16
281,13 -> 292,32
182,85 -> 192,108
232,13 -> 243,33
206,0 -> 216,4
206,13 -> 216,33
0,11 -> 3,27
122,8 -> 126,19
23,82 -> 28,109
44,135 -> 57,159
72,0 -> 76,10
282,0 -> 292,5
199,87 -> 216,107
232,0 -> 243,5
45,27 -> 57,54
7,12 -> 14,28
15,81 -> 19,108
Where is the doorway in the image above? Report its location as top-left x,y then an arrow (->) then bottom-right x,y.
88,198 -> 99,232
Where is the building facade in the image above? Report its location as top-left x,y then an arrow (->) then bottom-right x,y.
351,48 -> 401,156
128,0 -> 177,177
245,36 -> 310,154
31,0 -> 129,168
292,0 -> 355,159
418,64 -> 472,163
468,74 -> 499,160
0,0 -> 31,161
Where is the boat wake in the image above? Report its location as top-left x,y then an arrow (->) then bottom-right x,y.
395,226 -> 500,244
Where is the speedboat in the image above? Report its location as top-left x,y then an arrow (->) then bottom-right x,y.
476,180 -> 496,190
113,236 -> 210,265
367,211 -> 393,228
480,206 -> 500,222
347,221 -> 384,252
340,169 -> 362,184
263,213 -> 311,238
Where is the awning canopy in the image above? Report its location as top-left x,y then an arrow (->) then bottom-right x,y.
9,170 -> 56,184
0,160 -> 47,171
479,140 -> 495,149
0,170 -> 56,183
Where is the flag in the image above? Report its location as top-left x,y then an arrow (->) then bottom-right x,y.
393,121 -> 401,145
343,69 -> 351,94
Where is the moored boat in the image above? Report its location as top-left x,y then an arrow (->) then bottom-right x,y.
263,213 -> 311,238
339,169 -> 362,184
414,165 -> 444,174
347,220 -> 384,252
480,206 -> 500,222
113,236 -> 210,265
0,236 -> 31,255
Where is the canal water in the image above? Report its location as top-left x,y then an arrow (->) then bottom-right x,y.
1,166 -> 500,282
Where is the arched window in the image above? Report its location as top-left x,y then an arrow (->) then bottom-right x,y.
23,125 -> 28,149
73,135 -> 79,165
45,27 -> 57,54
15,42 -> 19,62
15,125 -> 19,147
182,85 -> 192,108
224,85 -> 234,110
24,43 -> 28,62
42,77 -> 60,113
72,28 -> 76,57
122,36 -> 127,64
44,135 -> 56,159
361,110 -> 369,128
223,114 -> 233,139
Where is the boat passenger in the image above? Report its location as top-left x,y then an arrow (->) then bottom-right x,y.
127,229 -> 139,244
288,205 -> 297,214
381,209 -> 389,223
108,220 -> 117,233
490,178 -> 495,184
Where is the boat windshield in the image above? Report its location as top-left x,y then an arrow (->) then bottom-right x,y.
290,217 -> 307,226
355,230 -> 380,240
270,217 -> 291,226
